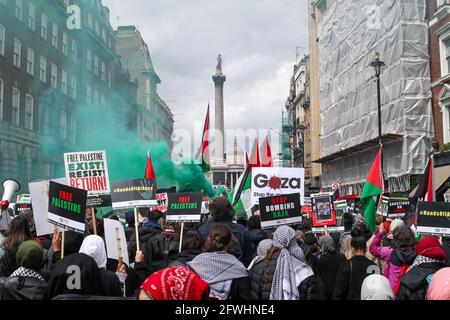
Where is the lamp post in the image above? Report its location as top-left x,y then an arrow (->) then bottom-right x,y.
370,52 -> 385,144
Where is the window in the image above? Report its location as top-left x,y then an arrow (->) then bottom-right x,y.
0,78 -> 3,120
51,63 -> 57,88
445,38 -> 450,76
87,13 -> 93,29
70,76 -> 77,99
93,88 -> 98,105
94,56 -> 99,76
25,94 -> 33,130
15,0 -> 22,21
26,48 -> 34,75
101,28 -> 106,42
13,39 -> 21,68
12,87 -> 20,126
86,49 -> 92,71
60,110 -> 67,139
86,85 -> 91,104
101,62 -> 106,81
41,14 -> 47,40
69,114 -> 76,144
71,39 -> 77,61
28,3 -> 35,31
52,23 -> 58,48
0,24 -> 4,56
95,21 -> 99,36
100,94 -> 105,106
62,32 -> 68,55
39,56 -> 46,83
62,70 -> 68,95
42,108 -> 49,134
63,0 -> 69,6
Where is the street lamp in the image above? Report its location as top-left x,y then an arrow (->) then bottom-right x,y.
370,52 -> 385,144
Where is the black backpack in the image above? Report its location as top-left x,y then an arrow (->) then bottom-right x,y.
143,231 -> 180,274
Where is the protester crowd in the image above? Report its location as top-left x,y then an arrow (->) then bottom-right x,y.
0,196 -> 449,300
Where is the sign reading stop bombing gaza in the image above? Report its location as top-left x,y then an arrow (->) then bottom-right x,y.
251,168 -> 305,206
259,193 -> 302,229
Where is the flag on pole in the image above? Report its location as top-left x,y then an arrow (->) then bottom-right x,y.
360,146 -> 384,233
250,137 -> 261,168
145,149 -> 157,190
415,155 -> 435,202
260,135 -> 273,167
228,158 -> 252,215
245,152 -> 249,168
199,104 -> 210,173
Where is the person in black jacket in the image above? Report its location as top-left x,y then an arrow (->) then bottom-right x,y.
197,197 -> 252,265
249,225 -> 322,300
170,231 -> 203,267
128,210 -> 163,263
0,240 -> 47,300
247,216 -> 268,259
442,236 -> 450,266
396,236 -> 448,300
333,227 -> 379,300
0,215 -> 32,277
188,224 -> 250,300
317,235 -> 347,299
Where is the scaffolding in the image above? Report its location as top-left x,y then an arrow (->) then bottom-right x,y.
281,111 -> 293,167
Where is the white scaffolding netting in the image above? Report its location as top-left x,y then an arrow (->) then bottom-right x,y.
318,0 -> 434,189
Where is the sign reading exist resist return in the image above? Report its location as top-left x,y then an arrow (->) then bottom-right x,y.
166,192 -> 203,222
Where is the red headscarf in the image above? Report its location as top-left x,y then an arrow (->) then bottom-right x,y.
416,236 -> 447,261
140,267 -> 210,300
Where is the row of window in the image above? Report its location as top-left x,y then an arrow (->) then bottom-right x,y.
86,48 -> 108,81
0,78 -> 76,142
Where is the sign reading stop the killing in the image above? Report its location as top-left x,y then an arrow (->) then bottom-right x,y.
259,193 -> 302,229
64,150 -> 111,207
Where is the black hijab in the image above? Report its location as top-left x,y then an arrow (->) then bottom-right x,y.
63,231 -> 84,256
44,253 -> 106,299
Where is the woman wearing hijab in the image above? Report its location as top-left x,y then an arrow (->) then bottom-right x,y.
44,253 -> 106,299
361,274 -> 394,300
396,236 -> 448,300
0,215 -> 32,277
317,235 -> 346,299
426,267 -> 450,300
187,224 -> 250,300
79,235 -> 123,297
138,266 -> 210,300
249,225 -> 320,300
247,239 -> 273,271
0,240 -> 47,300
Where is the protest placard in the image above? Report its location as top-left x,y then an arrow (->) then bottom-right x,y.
29,178 -> 67,236
259,193 -> 302,229
388,193 -> 410,219
48,181 -> 87,234
111,179 -> 157,209
251,168 -> 305,205
311,193 -> 336,227
104,218 -> 129,266
416,201 -> 450,236
166,192 -> 203,222
377,195 -> 389,217
64,150 -> 111,207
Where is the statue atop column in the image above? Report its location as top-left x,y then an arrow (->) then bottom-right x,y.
216,54 -> 223,74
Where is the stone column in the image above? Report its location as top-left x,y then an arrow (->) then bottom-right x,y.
213,56 -> 226,164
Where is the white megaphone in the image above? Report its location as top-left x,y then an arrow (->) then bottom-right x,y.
1,179 -> 21,205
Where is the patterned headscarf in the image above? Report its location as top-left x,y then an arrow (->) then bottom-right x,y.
270,225 -> 313,300
140,267 -> 209,300
247,239 -> 273,271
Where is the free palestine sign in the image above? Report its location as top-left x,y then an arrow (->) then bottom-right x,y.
166,192 -> 203,222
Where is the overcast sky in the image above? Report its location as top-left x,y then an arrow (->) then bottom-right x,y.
103,0 -> 309,156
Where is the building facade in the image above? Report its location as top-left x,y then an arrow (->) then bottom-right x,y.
312,0 -> 433,195
115,26 -> 174,150
0,0 -> 138,192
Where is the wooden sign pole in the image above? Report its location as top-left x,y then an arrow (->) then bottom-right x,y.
115,227 -> 122,261
61,228 -> 65,259
179,222 -> 184,253
134,207 -> 140,252
91,207 -> 97,235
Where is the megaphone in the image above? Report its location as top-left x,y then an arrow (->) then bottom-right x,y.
1,179 -> 21,209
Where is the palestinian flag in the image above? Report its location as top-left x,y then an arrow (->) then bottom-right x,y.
199,104 -> 210,173
260,135 -> 273,167
145,149 -> 157,190
228,156 -> 252,215
361,146 -> 384,233
245,152 -> 249,167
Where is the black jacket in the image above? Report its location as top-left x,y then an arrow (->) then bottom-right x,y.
396,262 -> 447,300
0,275 -> 47,300
127,226 -> 162,262
249,251 -> 321,300
332,255 -> 377,300
248,229 -> 268,258
170,249 -> 202,267
228,276 -> 251,300
0,245 -> 18,277
99,269 -> 123,297
443,237 -> 450,266
317,252 -> 347,299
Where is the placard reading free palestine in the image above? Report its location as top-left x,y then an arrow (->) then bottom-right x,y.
48,181 -> 87,234
166,192 -> 203,222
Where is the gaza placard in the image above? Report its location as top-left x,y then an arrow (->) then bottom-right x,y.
251,168 -> 304,205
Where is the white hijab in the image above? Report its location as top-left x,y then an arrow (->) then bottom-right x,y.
79,235 -> 107,269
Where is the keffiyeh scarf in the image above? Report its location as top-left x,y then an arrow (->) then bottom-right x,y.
407,255 -> 442,273
247,239 -> 273,271
270,225 -> 313,301
11,267 -> 45,281
187,251 -> 248,300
